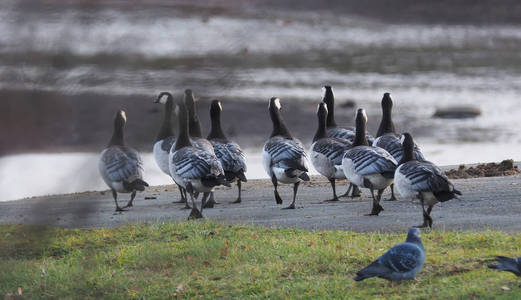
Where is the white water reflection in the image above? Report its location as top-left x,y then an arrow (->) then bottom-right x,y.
1,144 -> 520,202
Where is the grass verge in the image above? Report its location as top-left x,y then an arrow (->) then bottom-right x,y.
1,222 -> 520,299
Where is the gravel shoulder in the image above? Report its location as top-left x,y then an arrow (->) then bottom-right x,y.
1,174 -> 521,233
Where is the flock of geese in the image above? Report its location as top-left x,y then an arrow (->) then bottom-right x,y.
98,86 -> 463,228
97,86 -> 521,283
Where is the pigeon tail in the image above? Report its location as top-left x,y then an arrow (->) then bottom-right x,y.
353,260 -> 390,281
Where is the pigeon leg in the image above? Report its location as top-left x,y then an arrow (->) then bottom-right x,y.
188,192 -> 203,220
231,181 -> 242,203
384,184 -> 398,201
272,174 -> 283,205
283,181 -> 300,209
123,191 -> 136,208
112,189 -> 126,212
366,189 -> 384,216
324,178 -> 339,202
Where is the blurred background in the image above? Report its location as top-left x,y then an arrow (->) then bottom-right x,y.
1,0 -> 521,201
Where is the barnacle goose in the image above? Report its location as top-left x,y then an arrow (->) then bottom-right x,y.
153,92 -> 188,207
373,93 -> 426,201
310,102 -> 353,201
342,109 -> 397,216
394,133 -> 461,228
99,110 -> 149,211
207,100 -> 247,203
262,97 -> 310,209
169,98 -> 229,219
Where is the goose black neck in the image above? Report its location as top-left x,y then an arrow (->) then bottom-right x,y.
175,101 -> 192,150
269,106 -> 292,138
376,94 -> 396,137
108,114 -> 125,147
323,87 -> 337,128
313,105 -> 328,142
188,109 -> 203,138
400,133 -> 416,164
208,103 -> 227,141
156,99 -> 174,142
353,111 -> 368,147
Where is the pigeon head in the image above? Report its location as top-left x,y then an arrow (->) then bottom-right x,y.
405,227 -> 422,244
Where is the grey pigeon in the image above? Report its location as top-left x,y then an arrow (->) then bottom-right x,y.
354,227 -> 425,282
488,256 -> 521,276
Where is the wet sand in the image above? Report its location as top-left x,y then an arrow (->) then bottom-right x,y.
1,175 -> 520,232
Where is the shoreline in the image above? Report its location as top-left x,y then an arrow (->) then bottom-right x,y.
1,174 -> 521,232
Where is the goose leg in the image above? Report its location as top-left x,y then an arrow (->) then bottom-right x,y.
200,192 -> 210,216
341,184 -> 361,198
188,192 -> 203,220
324,178 -> 339,202
181,188 -> 191,209
231,181 -> 242,204
271,174 -> 283,205
123,191 -> 136,208
283,181 -> 300,209
173,183 -> 187,204
112,190 -> 126,212
415,197 -> 432,228
204,190 -> 220,208
366,189 -> 384,216
384,184 -> 398,201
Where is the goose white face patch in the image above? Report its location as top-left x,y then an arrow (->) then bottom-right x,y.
218,101 -> 222,110
274,98 -> 281,110
159,94 -> 168,104
322,86 -> 326,98
120,111 -> 127,122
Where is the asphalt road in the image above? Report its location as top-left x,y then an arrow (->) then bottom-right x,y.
1,174 -> 521,233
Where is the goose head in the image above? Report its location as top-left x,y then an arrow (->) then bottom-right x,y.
210,99 -> 222,116
115,110 -> 127,128
155,92 -> 174,104
322,85 -> 334,106
381,92 -> 393,111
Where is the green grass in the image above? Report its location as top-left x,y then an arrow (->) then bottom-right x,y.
1,222 -> 520,299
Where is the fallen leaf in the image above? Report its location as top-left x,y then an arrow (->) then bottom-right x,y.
251,235 -> 259,239
225,241 -> 230,246
103,233 -> 111,238
308,242 -> 315,248
220,248 -> 228,256
501,286 -> 510,291
17,286 -> 22,295
336,245 -> 342,250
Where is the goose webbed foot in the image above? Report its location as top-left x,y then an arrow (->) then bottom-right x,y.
415,213 -> 433,228
203,200 -> 215,209
181,203 -> 192,210
365,203 -> 384,216
231,197 -> 241,204
347,185 -> 361,198
282,203 -> 296,209
115,206 -> 127,212
323,197 -> 340,202
188,207 -> 203,220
